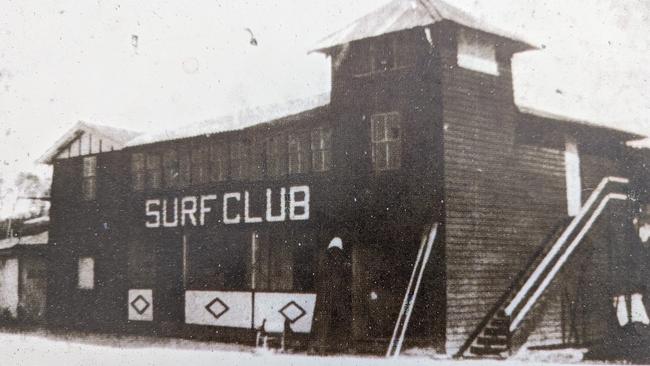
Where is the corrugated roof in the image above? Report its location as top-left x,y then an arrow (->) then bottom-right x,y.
311,0 -> 537,53
518,105 -> 646,139
39,121 -> 142,164
126,94 -> 329,148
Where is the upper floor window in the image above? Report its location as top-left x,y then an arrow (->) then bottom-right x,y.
288,132 -> 310,175
230,141 -> 246,180
178,147 -> 191,187
162,149 -> 179,188
210,143 -> 228,182
266,134 -> 287,177
371,112 -> 402,171
311,127 -> 332,172
352,33 -> 416,76
145,154 -> 162,189
457,29 -> 499,76
82,156 -> 97,200
191,145 -> 210,185
131,153 -> 145,191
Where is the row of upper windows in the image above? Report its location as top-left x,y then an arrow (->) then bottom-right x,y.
131,126 -> 334,191
77,113 -> 403,198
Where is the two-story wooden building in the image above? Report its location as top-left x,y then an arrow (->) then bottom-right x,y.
39,0 -> 649,357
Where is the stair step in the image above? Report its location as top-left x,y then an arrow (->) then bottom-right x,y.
484,327 -> 508,337
477,336 -> 508,346
490,318 -> 509,328
470,345 -> 508,356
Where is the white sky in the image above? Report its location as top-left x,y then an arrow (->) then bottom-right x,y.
0,0 -> 649,203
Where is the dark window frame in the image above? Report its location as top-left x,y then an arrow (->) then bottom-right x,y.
371,111 -> 402,171
82,155 -> 97,201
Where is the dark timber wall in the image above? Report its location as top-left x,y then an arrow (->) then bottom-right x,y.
437,23 -> 569,353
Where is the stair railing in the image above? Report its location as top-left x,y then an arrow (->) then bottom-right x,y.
455,176 -> 629,357
386,222 -> 439,358
509,191 -> 628,331
504,176 -> 629,319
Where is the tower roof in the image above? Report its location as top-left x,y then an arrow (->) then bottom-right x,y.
311,0 -> 537,53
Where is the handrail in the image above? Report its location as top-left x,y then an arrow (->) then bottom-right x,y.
387,222 -> 439,358
504,176 -> 629,316
455,176 -> 629,358
387,225 -> 429,357
394,223 -> 438,357
509,192 -> 628,331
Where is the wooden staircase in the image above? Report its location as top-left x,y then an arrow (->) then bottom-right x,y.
456,176 -> 630,358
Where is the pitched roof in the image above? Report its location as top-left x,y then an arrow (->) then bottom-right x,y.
38,121 -> 142,164
518,105 -> 646,139
311,0 -> 537,53
126,94 -> 329,147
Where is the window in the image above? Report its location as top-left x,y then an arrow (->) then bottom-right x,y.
191,145 -> 210,185
178,147 -> 191,187
457,29 -> 499,75
82,156 -> 97,200
288,132 -> 310,174
252,230 -> 316,291
311,127 -> 332,172
230,141 -> 245,180
186,233 -> 250,290
210,143 -> 228,182
266,134 -> 287,177
372,37 -> 394,73
371,112 -> 402,171
78,257 -> 94,290
131,153 -> 145,191
145,154 -> 162,189
162,149 -> 179,188
246,139 -> 264,180
352,33 -> 416,76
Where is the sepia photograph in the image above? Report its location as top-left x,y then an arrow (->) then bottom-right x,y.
0,0 -> 649,365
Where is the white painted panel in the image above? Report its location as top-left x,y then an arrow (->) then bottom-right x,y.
565,136 -> 582,216
0,258 -> 19,317
80,133 -> 90,155
185,290 -> 252,328
55,147 -> 70,160
457,29 -> 499,76
77,257 -> 94,289
128,289 -> 153,321
69,138 -> 80,157
254,292 -> 317,333
91,135 -> 102,154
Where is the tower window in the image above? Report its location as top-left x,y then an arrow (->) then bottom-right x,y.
371,112 -> 402,171
457,29 -> 499,75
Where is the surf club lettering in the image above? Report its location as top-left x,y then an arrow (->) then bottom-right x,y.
144,185 -> 310,228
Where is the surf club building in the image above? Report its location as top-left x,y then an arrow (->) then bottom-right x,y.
38,0 -> 650,358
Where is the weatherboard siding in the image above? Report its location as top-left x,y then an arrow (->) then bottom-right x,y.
439,28 -> 568,354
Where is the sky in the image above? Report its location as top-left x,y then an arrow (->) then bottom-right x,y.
0,0 -> 649,217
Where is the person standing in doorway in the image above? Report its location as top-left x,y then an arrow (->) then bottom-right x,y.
313,236 -> 352,354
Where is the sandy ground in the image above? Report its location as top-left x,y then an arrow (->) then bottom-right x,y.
0,330 -> 607,366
